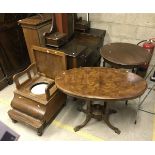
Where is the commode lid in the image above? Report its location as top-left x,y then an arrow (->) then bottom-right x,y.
31,83 -> 48,95
32,46 -> 66,79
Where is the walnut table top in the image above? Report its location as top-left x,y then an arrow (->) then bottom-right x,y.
55,67 -> 147,101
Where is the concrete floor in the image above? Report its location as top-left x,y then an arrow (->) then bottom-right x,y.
0,60 -> 155,141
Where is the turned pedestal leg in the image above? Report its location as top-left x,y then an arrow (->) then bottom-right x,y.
74,100 -> 92,132
102,102 -> 121,134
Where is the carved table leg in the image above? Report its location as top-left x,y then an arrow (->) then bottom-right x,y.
102,102 -> 121,134
37,127 -> 43,136
75,101 -> 121,134
74,100 -> 92,132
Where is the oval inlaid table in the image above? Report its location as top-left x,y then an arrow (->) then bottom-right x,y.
100,42 -> 151,71
55,67 -> 147,134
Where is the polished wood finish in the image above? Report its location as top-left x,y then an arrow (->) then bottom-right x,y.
55,67 -> 147,133
45,28 -> 106,69
55,67 -> 147,101
19,14 -> 53,62
19,14 -> 105,68
8,46 -> 67,136
100,42 -> 151,69
45,32 -> 67,47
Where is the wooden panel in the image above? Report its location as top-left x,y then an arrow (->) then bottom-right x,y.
19,14 -> 53,63
22,28 -> 40,62
32,46 -> 67,79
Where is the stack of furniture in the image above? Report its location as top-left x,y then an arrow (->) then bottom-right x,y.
8,14 -> 106,136
19,14 -> 106,68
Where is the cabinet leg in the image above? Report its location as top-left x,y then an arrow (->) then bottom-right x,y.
37,128 -> 43,136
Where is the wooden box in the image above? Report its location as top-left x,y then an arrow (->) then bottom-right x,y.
8,46 -> 67,136
45,32 -> 67,47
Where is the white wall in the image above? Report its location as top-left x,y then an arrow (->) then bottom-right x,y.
78,13 -> 155,67
78,13 -> 155,45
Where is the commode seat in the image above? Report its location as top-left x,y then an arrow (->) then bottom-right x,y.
8,46 -> 67,136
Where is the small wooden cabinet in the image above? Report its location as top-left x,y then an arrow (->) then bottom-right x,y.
18,14 -> 53,62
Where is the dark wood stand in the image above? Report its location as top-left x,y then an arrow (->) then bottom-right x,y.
75,100 -> 120,134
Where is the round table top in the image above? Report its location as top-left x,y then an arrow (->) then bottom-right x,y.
55,67 -> 147,101
100,42 -> 151,68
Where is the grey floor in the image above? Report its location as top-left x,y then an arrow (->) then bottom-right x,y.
0,59 -> 155,141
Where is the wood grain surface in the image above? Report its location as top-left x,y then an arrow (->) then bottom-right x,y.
55,67 -> 147,101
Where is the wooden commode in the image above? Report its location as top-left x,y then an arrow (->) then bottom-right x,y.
8,46 -> 67,136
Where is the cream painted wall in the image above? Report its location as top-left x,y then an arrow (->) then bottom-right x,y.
77,13 -> 155,66
78,13 -> 155,45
